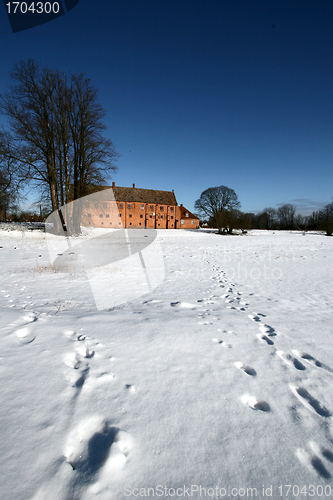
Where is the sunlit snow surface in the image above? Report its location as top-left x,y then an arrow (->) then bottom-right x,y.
0,226 -> 333,500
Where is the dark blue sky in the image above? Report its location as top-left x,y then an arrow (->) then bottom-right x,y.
1,0 -> 332,215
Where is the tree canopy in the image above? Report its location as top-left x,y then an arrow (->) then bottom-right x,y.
0,59 -> 118,230
194,185 -> 240,233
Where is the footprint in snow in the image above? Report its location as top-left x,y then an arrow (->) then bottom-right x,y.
296,447 -> 331,479
64,416 -> 132,475
78,344 -> 95,359
249,313 -> 266,322
277,351 -> 306,371
290,385 -> 332,418
259,324 -> 276,336
125,384 -> 136,392
257,334 -> 274,345
309,441 -> 333,463
72,367 -> 90,389
248,314 -> 261,322
241,394 -> 270,412
292,351 -> 333,375
63,352 -> 85,370
170,301 -> 197,309
235,362 -> 256,376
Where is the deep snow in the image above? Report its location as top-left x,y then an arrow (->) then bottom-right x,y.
0,227 -> 332,500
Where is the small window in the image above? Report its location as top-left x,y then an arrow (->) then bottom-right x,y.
139,222 -> 141,225
87,213 -> 91,218
128,203 -> 131,209
119,203 -> 123,209
160,206 -> 164,211
103,202 -> 107,209
140,204 -> 144,210
150,215 -> 152,218
171,216 -> 173,220
106,214 -> 109,218
191,221 -> 194,225
110,222 -> 112,225
140,215 -> 143,218
129,214 -> 132,218
130,222 -> 132,225
119,222 -> 121,225
185,212 -> 189,217
94,203 -> 99,209
99,214 -> 103,218
150,205 -> 154,211
161,215 -> 163,219
181,220 -> 184,225
170,207 -> 174,213
118,214 -> 121,217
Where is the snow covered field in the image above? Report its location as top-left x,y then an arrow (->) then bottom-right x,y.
1,227 -> 333,500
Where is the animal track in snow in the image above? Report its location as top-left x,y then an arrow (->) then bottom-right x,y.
125,384 -> 136,392
277,351 -> 306,371
292,351 -> 333,375
64,416 -> 132,474
76,343 -> 95,359
309,441 -> 333,463
248,314 -> 261,322
249,313 -> 266,322
257,334 -> 274,345
21,313 -> 38,324
170,301 -> 197,309
259,324 -> 276,336
296,447 -> 331,479
63,352 -> 86,370
241,394 -> 270,412
290,385 -> 332,418
235,362 -> 256,376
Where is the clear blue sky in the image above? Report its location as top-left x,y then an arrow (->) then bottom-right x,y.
0,0 -> 332,215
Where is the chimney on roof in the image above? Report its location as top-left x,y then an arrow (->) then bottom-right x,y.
133,183 -> 135,188
112,181 -> 115,188
180,204 -> 183,207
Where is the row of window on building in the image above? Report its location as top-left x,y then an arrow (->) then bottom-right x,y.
87,213 -> 175,220
85,219 -> 195,226
91,202 -> 176,212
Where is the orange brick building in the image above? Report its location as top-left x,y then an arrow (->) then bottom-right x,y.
80,183 -> 199,229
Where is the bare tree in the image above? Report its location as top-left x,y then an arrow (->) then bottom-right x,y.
319,202 -> 333,236
277,204 -> 296,230
259,207 -> 277,230
0,130 -> 24,220
0,59 -> 118,231
194,185 -> 240,234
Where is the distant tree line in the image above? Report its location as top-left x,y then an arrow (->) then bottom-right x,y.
195,186 -> 333,236
0,59 -> 118,231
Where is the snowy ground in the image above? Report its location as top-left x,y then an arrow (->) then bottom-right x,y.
0,227 -> 333,500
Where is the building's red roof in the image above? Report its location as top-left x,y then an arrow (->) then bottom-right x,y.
112,186 -> 178,205
179,205 -> 199,220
